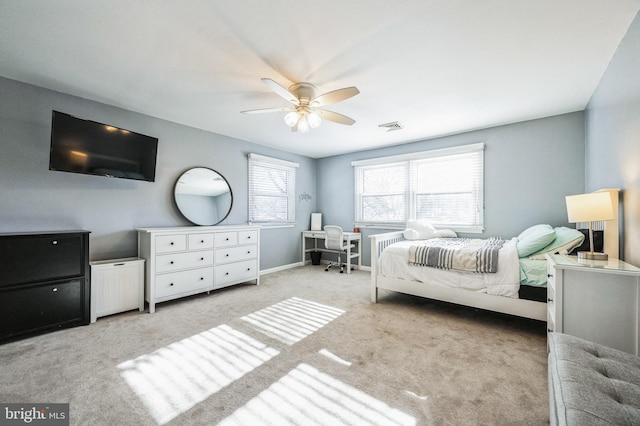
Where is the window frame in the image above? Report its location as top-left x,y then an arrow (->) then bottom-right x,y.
248,153 -> 299,226
352,143 -> 484,233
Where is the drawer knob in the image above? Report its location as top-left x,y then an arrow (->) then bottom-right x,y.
247,268 -> 251,271
226,238 -> 229,241
200,257 -> 204,261
170,283 -> 174,286
170,242 -> 174,245
52,240 -> 58,245
52,287 -> 58,292
247,251 -> 251,254
200,277 -> 204,280
201,240 -> 204,243
225,272 -> 229,276
226,254 -> 229,257
247,236 -> 251,239
170,261 -> 174,264
547,274 -> 553,278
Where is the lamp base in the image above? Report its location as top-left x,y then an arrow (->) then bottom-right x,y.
577,251 -> 608,261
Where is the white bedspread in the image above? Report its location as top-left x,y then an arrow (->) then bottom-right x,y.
378,237 -> 521,298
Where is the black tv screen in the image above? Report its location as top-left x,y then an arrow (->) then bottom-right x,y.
49,111 -> 158,182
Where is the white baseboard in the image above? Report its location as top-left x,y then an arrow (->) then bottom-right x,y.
260,261 -> 370,275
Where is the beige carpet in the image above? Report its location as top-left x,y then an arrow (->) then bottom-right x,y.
0,265 -> 549,425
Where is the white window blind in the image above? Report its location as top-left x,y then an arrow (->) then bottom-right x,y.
248,153 -> 298,225
353,143 -> 484,233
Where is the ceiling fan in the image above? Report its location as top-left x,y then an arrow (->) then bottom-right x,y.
241,78 -> 359,133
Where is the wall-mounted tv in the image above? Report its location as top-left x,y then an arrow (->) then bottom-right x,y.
49,111 -> 158,182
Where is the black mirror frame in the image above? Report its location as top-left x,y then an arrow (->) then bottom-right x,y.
173,167 -> 233,226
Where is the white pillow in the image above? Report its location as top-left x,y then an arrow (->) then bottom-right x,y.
403,228 -> 435,240
435,229 -> 457,238
403,220 -> 437,240
406,220 -> 437,233
403,221 -> 457,240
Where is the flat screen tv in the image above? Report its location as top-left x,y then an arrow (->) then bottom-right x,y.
49,111 -> 158,182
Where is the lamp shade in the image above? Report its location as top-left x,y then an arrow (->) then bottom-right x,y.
565,192 -> 615,223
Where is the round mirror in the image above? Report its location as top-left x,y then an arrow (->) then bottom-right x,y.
174,167 -> 233,226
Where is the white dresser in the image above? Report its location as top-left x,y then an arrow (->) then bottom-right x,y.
137,225 -> 260,313
546,254 -> 640,355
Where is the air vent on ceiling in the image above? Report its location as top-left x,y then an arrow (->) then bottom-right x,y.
378,121 -> 403,132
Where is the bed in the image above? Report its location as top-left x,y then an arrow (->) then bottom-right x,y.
369,213 -> 617,321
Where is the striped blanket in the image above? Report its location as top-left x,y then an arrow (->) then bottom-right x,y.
408,237 -> 505,273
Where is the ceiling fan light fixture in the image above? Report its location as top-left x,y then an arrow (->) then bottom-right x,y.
284,111 -> 299,127
244,78 -> 359,133
307,111 -> 321,128
296,115 -> 310,133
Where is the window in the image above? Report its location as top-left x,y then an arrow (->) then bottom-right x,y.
353,143 -> 484,233
248,153 -> 298,225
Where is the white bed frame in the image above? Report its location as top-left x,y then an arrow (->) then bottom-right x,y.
369,190 -> 621,322
370,231 -> 548,321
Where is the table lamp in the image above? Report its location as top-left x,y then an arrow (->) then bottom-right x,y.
565,192 -> 615,260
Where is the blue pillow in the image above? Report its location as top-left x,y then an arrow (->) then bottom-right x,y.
517,224 -> 556,258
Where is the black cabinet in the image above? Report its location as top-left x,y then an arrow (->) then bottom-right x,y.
0,231 -> 90,343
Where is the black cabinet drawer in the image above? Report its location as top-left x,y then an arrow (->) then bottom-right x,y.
0,233 -> 86,287
0,279 -> 87,340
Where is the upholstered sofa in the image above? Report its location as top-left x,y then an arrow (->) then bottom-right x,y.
548,332 -> 640,425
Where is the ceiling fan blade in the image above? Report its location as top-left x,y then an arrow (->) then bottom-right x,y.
241,107 -> 292,114
261,78 -> 299,105
315,109 -> 356,126
312,87 -> 359,107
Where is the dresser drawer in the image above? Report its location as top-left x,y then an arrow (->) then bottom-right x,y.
155,250 -> 214,273
188,234 -> 214,250
155,235 -> 187,253
238,230 -> 258,245
215,232 -> 238,247
546,263 -> 556,290
216,245 -> 257,265
155,267 -> 213,298
305,231 -> 325,239
215,259 -> 257,286
547,308 -> 555,332
0,234 -> 85,287
0,279 -> 84,337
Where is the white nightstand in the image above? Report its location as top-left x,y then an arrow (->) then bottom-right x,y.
546,254 -> 640,355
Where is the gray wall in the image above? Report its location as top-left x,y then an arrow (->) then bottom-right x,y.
0,77 -> 317,269
585,11 -> 640,266
1,75 -> 589,271
317,112 -> 586,266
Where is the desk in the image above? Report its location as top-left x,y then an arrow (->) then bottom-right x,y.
302,230 -> 361,274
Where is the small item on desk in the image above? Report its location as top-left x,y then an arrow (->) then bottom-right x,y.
311,213 -> 322,231
353,227 -> 360,233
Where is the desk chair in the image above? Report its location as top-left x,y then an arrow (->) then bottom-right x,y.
324,225 -> 354,273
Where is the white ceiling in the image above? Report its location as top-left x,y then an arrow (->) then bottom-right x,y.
1,1 -> 638,158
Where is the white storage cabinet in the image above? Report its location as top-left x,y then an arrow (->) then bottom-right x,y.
137,225 -> 260,313
90,257 -> 145,323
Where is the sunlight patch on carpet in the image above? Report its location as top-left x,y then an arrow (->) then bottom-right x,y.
117,324 -> 279,425
319,348 -> 352,366
240,297 -> 345,345
218,363 -> 417,426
